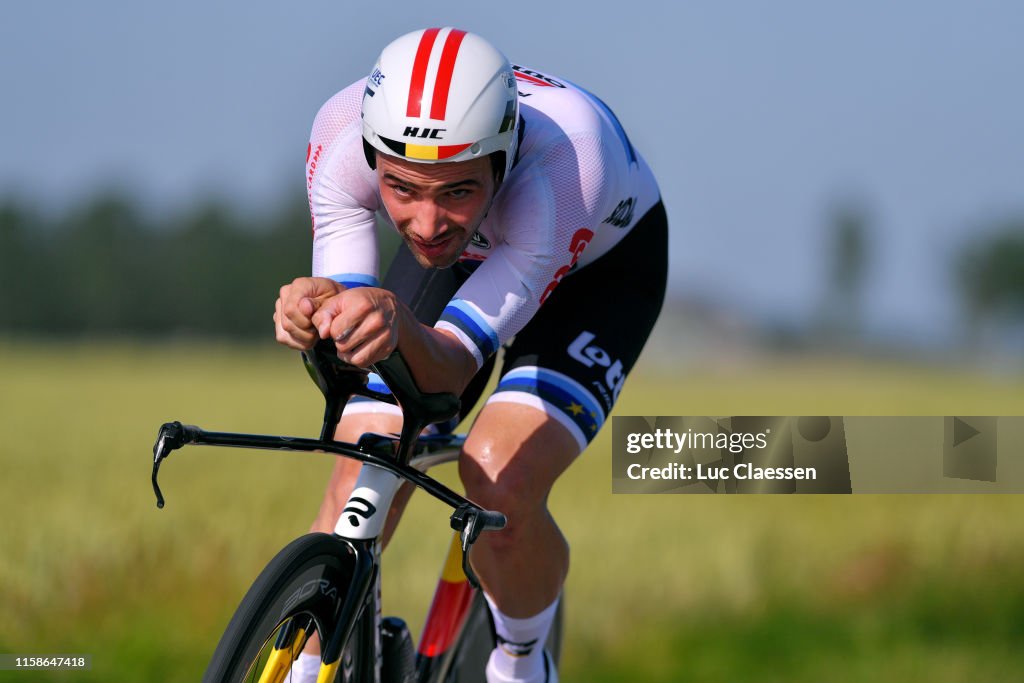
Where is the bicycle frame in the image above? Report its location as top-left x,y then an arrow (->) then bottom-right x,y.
416,533 -> 482,678
151,343 -> 504,682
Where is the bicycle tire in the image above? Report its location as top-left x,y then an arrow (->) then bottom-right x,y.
203,532 -> 368,683
444,591 -> 564,683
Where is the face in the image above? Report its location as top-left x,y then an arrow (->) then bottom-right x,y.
376,153 -> 497,268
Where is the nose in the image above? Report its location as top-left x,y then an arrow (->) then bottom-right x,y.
408,200 -> 449,242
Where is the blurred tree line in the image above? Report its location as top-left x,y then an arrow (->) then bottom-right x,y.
956,218 -> 1024,329
0,192 -> 347,337
817,201 -> 1024,347
1,189 -> 1021,341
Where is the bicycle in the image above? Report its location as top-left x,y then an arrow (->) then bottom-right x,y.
150,340 -> 563,682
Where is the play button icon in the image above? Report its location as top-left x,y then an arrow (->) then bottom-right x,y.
952,417 -> 980,447
944,416 -> 997,482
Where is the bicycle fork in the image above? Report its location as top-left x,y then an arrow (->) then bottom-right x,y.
263,464 -> 400,683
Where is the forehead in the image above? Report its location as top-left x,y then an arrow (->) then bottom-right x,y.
377,153 -> 491,186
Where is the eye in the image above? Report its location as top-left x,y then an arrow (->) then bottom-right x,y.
390,183 -> 413,198
448,188 -> 471,199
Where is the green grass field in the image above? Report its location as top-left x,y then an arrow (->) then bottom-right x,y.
2,341 -> 1023,682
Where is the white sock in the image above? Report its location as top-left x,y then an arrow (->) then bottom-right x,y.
288,652 -> 320,683
484,592 -> 559,683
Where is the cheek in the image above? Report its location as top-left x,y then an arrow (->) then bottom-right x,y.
452,195 -> 491,225
379,194 -> 411,224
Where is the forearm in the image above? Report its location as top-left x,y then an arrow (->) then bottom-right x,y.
393,301 -> 478,395
311,286 -> 479,394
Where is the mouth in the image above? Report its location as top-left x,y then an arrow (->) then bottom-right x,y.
409,233 -> 458,261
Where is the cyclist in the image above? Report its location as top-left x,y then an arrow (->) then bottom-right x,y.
274,27 -> 667,683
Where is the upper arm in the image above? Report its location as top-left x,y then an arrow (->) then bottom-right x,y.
306,81 -> 382,288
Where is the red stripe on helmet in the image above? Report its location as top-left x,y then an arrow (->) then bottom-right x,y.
429,29 -> 467,120
407,27 -> 441,118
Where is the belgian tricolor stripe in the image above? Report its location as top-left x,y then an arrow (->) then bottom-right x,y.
379,135 -> 472,161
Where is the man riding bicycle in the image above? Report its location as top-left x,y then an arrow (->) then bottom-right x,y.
274,27 -> 667,683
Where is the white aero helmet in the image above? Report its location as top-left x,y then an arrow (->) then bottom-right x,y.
361,28 -> 520,182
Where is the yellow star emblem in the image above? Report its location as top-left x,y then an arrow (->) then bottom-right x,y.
566,402 -> 584,416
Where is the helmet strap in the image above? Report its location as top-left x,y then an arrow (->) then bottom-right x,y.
362,139 -> 378,170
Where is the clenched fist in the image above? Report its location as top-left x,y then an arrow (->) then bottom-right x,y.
273,277 -> 346,350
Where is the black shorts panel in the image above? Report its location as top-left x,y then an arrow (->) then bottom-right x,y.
490,201 -> 667,446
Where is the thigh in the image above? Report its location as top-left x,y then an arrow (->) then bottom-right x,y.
488,201 -> 668,453
458,402 -> 580,509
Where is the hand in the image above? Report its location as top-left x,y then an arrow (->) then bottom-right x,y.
311,287 -> 401,367
274,277 -> 346,349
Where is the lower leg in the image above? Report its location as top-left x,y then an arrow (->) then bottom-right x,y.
472,507 -> 568,615
458,403 -> 580,682
473,511 -> 566,683
485,592 -> 561,683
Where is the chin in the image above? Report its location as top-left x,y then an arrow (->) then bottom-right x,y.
430,254 -> 462,269
407,249 -> 455,270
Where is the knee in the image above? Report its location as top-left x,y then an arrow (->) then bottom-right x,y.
459,451 -> 548,548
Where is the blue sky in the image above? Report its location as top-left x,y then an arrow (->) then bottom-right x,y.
3,1 -> 1022,344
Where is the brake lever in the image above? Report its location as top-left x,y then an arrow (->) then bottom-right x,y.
454,508 -> 482,589
152,434 -> 169,509
151,421 -> 198,509
450,505 -> 507,590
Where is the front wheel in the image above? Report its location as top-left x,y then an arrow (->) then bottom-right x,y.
203,533 -> 367,683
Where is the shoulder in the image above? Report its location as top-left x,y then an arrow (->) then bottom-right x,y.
307,78 -> 379,214
513,65 -> 606,145
496,68 -> 613,215
510,66 -> 626,193
310,79 -> 367,145
313,79 -> 367,125
485,66 -> 658,252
